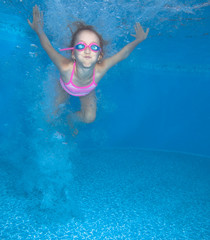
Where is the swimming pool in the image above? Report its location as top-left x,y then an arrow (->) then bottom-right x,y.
0,0 -> 210,239
0,149 -> 209,239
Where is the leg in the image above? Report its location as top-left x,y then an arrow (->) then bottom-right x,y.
66,91 -> 96,136
45,81 -> 70,124
68,90 -> 97,126
53,81 -> 70,117
77,90 -> 97,123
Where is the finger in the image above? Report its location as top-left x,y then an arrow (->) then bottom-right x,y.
33,6 -> 36,19
138,23 -> 143,32
27,19 -> 32,27
137,22 -> 141,28
130,34 -> 136,38
146,28 -> 150,37
41,11 -> 44,19
37,7 -> 40,18
135,22 -> 142,32
41,11 -> 44,26
135,22 -> 139,29
35,6 -> 39,18
34,5 -> 40,18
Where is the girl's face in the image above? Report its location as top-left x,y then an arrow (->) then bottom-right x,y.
72,30 -> 102,68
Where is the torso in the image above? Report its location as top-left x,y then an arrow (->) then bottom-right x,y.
60,60 -> 106,87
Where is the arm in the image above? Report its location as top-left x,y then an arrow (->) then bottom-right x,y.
102,22 -> 149,71
27,5 -> 70,71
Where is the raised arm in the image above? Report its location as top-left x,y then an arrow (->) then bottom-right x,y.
102,22 -> 149,71
27,5 -> 70,71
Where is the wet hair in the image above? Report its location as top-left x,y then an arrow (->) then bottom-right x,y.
68,21 -> 107,59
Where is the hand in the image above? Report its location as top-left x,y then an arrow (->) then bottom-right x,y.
131,22 -> 149,42
27,5 -> 44,34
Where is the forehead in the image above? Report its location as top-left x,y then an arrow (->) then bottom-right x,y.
76,30 -> 100,44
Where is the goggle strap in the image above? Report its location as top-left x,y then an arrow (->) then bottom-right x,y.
59,47 -> 74,51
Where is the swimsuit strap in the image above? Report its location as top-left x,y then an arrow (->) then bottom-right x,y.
70,62 -> 76,83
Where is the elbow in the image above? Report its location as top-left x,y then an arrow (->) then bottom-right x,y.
122,47 -> 130,60
122,53 -> 129,60
124,52 -> 129,59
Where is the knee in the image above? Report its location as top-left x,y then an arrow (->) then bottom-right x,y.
84,111 -> 96,123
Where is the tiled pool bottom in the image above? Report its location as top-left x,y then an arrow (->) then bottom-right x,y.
0,149 -> 209,239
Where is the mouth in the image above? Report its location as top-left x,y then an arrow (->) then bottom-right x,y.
84,56 -> 91,59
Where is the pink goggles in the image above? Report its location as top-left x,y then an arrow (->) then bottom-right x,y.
59,42 -> 101,52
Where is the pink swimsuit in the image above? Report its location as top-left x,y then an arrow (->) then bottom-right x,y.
60,62 -> 97,97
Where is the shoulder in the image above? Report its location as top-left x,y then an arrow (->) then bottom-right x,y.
60,59 -> 74,72
95,60 -> 109,78
94,60 -> 111,84
96,53 -> 123,74
59,60 -> 74,83
95,61 -> 106,73
95,58 -> 113,74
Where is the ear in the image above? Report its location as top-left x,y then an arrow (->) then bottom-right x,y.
72,51 -> 76,62
98,52 -> 103,62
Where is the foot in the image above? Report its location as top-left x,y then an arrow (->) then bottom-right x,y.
52,131 -> 68,144
67,113 -> 79,137
71,128 -> 79,137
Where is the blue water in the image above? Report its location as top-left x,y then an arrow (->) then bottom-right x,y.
0,0 -> 210,239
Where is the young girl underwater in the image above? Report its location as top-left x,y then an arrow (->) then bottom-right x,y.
27,5 -> 149,135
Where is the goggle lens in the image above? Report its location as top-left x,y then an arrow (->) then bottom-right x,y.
75,44 -> 85,50
74,43 -> 101,52
91,45 -> 100,51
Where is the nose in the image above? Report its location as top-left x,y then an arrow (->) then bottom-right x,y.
84,46 -> 91,53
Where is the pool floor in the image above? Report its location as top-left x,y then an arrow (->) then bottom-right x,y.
0,149 -> 209,239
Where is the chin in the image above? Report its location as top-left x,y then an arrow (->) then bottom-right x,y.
82,63 -> 91,68
82,61 -> 94,68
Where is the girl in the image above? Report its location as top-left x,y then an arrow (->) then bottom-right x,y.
27,5 -> 149,129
